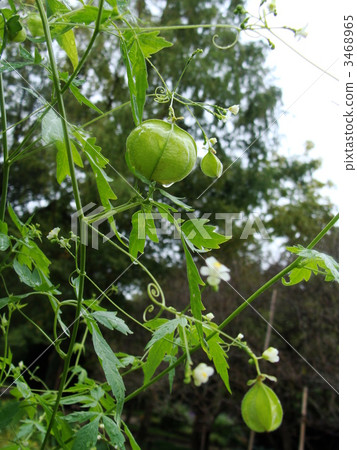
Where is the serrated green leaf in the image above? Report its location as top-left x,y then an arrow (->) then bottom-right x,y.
142,204 -> 159,243
64,411 -> 99,424
129,210 -> 146,259
158,189 -> 192,211
60,394 -> 97,406
18,240 -> 51,276
146,317 -> 184,349
123,421 -> 140,450
120,33 -> 148,125
69,83 -> 103,114
0,233 -> 10,251
0,46 -> 42,73
92,329 -> 123,368
46,0 -> 70,16
143,332 -> 174,384
102,359 -> 125,420
182,239 -> 205,341
67,6 -> 112,25
144,317 -> 168,330
55,140 -> 83,184
72,416 -> 100,450
0,220 -> 8,234
204,327 -> 231,393
182,218 -> 231,252
136,31 -> 172,57
42,109 -> 63,144
13,259 -> 41,288
163,354 -> 177,393
8,204 -> 25,236
15,381 -> 31,399
102,416 -> 126,448
284,246 -> 339,285
92,311 -> 133,335
92,330 -> 125,420
56,28 -> 78,69
80,136 -> 117,207
282,267 -> 311,286
0,401 -> 21,431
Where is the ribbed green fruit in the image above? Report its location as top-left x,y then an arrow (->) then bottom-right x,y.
241,381 -> 283,432
126,119 -> 197,185
27,14 -> 44,37
200,151 -> 223,178
10,27 -> 27,43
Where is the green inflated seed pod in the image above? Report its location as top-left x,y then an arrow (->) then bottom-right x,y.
200,151 -> 223,178
241,381 -> 283,432
126,119 -> 197,185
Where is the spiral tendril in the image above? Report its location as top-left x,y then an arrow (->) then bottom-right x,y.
212,31 -> 239,50
143,282 -> 166,320
143,304 -> 155,322
154,86 -> 170,103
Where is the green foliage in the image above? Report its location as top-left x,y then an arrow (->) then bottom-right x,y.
283,245 -> 339,285
72,416 -> 100,450
204,325 -> 231,393
182,239 -> 205,341
182,218 -> 230,252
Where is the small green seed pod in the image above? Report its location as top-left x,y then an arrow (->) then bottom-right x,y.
200,151 -> 223,178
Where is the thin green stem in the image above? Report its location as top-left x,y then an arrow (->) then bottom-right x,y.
36,0 -> 104,445
0,74 -> 9,221
217,213 -> 339,330
17,308 -> 55,346
124,213 -> 339,403
61,0 -> 105,94
0,308 -> 12,385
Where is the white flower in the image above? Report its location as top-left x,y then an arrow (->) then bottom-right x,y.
200,257 -> 230,287
47,227 -> 60,240
209,137 -> 217,146
237,333 -> 244,340
59,237 -> 71,249
205,313 -> 215,321
228,104 -> 239,115
193,363 -> 214,386
262,347 -> 280,363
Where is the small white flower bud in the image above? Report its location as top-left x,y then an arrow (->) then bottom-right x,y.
47,227 -> 60,240
228,105 -> 239,115
262,347 -> 280,363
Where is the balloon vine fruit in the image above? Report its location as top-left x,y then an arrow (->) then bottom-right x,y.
126,119 -> 197,185
10,27 -> 27,43
241,381 -> 283,432
27,14 -> 44,37
200,151 -> 223,178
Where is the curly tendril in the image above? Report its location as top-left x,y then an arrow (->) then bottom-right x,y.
154,86 -> 170,103
143,304 -> 155,322
142,282 -> 166,320
148,282 -> 165,306
212,30 -> 239,50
